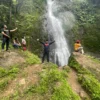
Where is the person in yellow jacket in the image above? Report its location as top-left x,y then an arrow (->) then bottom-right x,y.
74,40 -> 84,54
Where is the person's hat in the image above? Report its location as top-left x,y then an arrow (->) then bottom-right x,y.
76,40 -> 80,43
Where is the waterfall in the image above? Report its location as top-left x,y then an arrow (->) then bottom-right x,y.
46,0 -> 75,66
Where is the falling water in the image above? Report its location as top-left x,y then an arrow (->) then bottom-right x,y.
46,0 -> 75,66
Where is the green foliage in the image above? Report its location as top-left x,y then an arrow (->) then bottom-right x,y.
0,67 -> 7,78
72,1 -> 95,25
72,0 -> 100,53
14,0 -> 45,54
16,13 -> 43,55
24,51 -> 41,65
0,79 -> 9,91
25,63 -> 80,100
0,67 -> 19,78
68,56 -> 91,74
0,66 -> 19,91
87,55 -> 100,63
0,0 -> 45,55
82,25 -> 100,52
0,5 -> 9,24
69,56 -> 100,100
51,80 -> 80,100
79,75 -> 100,100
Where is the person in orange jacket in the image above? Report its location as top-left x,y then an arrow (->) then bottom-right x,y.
74,40 -> 84,54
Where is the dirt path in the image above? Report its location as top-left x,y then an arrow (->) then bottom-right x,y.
0,64 -> 42,98
68,68 -> 90,100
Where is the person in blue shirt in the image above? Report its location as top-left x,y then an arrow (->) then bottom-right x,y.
37,39 -> 55,63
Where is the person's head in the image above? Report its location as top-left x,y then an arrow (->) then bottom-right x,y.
45,40 -> 48,44
15,38 -> 18,41
76,40 -> 80,43
2,24 -> 7,29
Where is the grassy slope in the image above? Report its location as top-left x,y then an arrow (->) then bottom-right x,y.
0,50 -> 80,100
73,52 -> 100,81
69,55 -> 100,100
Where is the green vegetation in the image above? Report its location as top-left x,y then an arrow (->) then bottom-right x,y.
69,56 -> 100,100
0,66 -> 19,91
0,0 -> 100,99
0,50 -> 41,93
0,0 -> 46,55
23,51 -> 41,65
0,67 -> 19,78
71,0 -> 100,53
87,55 -> 100,63
10,63 -> 80,100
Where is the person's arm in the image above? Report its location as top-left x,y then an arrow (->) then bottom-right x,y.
10,28 -> 17,32
1,31 -> 10,38
79,43 -> 82,47
18,41 -> 21,46
49,41 -> 55,45
37,39 -> 44,45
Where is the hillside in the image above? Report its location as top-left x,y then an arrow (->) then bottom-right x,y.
0,0 -> 100,99
0,50 -> 100,100
0,50 -> 81,100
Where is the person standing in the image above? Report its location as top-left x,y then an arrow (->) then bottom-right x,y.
1,24 -> 17,51
37,39 -> 55,63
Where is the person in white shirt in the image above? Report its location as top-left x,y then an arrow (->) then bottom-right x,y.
22,37 -> 26,51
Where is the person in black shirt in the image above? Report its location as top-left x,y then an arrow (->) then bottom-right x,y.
37,39 -> 55,63
1,24 -> 17,51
